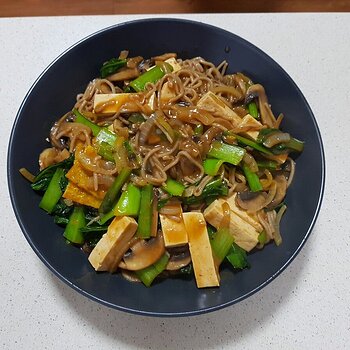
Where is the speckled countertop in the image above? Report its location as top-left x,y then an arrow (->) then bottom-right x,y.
1,13 -> 349,349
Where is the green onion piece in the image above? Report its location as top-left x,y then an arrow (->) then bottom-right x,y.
80,225 -> 109,233
100,58 -> 127,79
129,63 -> 173,92
242,163 -> 263,192
247,101 -> 259,118
39,168 -> 65,213
137,184 -> 154,238
234,134 -> 273,155
114,183 -> 141,217
63,206 -> 86,244
162,178 -> 185,196
285,137 -> 304,153
207,141 -> 245,165
96,128 -> 117,145
73,109 -> 101,137
226,243 -> 250,270
194,124 -> 203,136
98,168 -> 132,214
256,160 -> 278,170
210,228 -> 235,266
135,253 -> 169,287
256,128 -> 279,144
203,158 -> 225,176
97,141 -> 115,162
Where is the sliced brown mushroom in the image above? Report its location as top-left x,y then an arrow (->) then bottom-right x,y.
245,84 -> 277,128
120,232 -> 165,271
236,191 -> 267,213
107,67 -> 140,81
166,247 -> 191,271
267,174 -> 287,209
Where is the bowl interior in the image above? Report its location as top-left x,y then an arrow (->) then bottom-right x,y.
8,18 -> 325,316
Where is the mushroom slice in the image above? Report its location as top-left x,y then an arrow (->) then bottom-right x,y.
166,247 -> 191,271
107,67 -> 140,81
121,232 -> 165,271
245,84 -> 277,128
236,191 -> 267,213
267,174 -> 287,209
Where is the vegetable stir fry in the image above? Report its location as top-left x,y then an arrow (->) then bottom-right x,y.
21,51 -> 303,288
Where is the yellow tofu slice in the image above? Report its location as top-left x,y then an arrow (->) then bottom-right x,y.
88,216 -> 138,272
182,212 -> 220,288
197,91 -> 242,125
63,182 -> 102,209
225,193 -> 263,232
159,203 -> 188,247
164,57 -> 182,72
65,146 -> 106,200
239,114 -> 264,140
204,199 -> 259,252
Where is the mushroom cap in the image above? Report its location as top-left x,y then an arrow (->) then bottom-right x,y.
121,232 -> 165,271
236,191 -> 267,213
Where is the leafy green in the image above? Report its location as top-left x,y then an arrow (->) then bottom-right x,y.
226,243 -> 250,270
31,154 -> 74,191
182,178 -> 228,206
100,58 -> 127,78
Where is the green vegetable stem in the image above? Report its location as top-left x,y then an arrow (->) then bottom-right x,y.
63,206 -> 86,244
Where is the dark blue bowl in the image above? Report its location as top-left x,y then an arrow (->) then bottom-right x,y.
7,18 -> 325,316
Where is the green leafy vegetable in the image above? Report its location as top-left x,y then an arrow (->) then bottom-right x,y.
63,206 -> 86,244
100,58 -> 127,79
226,243 -> 250,270
162,178 -> 185,196
242,163 -> 263,192
31,154 -> 74,191
39,168 -> 66,213
182,178 -> 228,206
135,253 -> 169,287
114,183 -> 141,217
211,228 -> 235,265
247,101 -> 259,118
137,184 -> 154,238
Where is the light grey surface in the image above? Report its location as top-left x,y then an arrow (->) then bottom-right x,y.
1,13 -> 349,349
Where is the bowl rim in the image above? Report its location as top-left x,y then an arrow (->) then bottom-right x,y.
7,17 -> 326,317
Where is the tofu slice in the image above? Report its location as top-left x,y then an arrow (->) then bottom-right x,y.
63,182 -> 101,209
204,199 -> 259,252
197,91 -> 242,125
182,212 -> 220,288
239,114 -> 264,141
225,193 -> 263,232
88,216 -> 138,272
164,57 -> 182,72
159,203 -> 188,247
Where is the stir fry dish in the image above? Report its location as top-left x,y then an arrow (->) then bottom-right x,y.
21,51 -> 304,288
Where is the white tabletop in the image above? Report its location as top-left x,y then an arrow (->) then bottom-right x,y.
1,13 -> 349,349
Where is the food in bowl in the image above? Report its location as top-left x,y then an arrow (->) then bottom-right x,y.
20,51 -> 304,288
